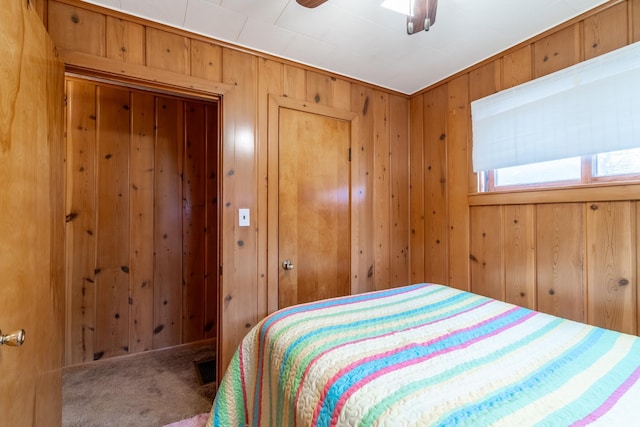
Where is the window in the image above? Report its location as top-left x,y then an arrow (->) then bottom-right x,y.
471,41 -> 640,192
480,147 -> 640,192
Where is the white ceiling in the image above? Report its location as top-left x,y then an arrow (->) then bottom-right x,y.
81,0 -> 609,95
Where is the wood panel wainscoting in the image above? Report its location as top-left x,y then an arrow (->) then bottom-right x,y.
64,77 -> 219,365
469,200 -> 638,335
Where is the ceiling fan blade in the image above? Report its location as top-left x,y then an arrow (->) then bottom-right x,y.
407,0 -> 438,34
296,0 -> 328,8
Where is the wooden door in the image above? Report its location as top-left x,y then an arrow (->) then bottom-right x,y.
278,108 -> 351,308
0,1 -> 65,425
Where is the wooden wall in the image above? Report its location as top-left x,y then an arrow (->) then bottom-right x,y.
410,0 -> 640,336
49,0 -> 640,375
47,0 -> 411,372
64,78 -> 219,365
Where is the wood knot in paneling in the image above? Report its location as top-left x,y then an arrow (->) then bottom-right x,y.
66,212 -> 78,222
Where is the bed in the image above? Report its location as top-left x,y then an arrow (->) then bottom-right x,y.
207,283 -> 640,426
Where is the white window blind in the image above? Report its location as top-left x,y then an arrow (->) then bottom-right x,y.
471,41 -> 640,173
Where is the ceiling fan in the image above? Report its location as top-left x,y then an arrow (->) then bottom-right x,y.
295,0 -> 438,34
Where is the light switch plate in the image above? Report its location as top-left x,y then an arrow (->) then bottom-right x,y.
239,208 -> 250,227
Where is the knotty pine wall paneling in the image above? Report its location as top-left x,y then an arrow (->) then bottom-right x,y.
410,0 -> 640,336
373,92 -> 391,290
106,16 -> 145,65
409,96 -> 425,283
390,95 -> 411,287
183,102 -> 207,343
258,58 -> 282,318
535,204 -> 585,323
422,85 -> 449,284
64,78 -> 219,365
503,205 -> 536,310
351,85 -> 377,296
220,48 -> 259,364
205,103 -> 220,340
469,206 -> 504,301
50,0 -> 408,374
65,78 -> 97,364
586,201 -> 636,335
95,85 -> 131,360
129,91 -> 155,353
446,75 -> 471,291
153,96 -> 184,351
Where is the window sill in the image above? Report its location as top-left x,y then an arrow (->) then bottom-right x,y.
468,182 -> 640,206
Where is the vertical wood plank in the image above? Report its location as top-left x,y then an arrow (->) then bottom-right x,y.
283,64 -> 306,100
219,48 -> 259,372
106,16 -> 144,65
146,27 -> 190,75
259,59 -> 284,316
191,40 -> 223,82
447,75 -> 471,291
584,2 -> 629,60
536,203 -> 585,322
129,91 -> 155,353
65,79 -> 97,365
306,71 -> 334,107
332,78 -> 352,112
504,205 -> 536,309
373,92 -> 390,290
502,45 -> 532,90
351,84 -> 376,295
470,206 -> 504,300
389,94 -> 410,287
423,86 -> 449,285
183,101 -> 207,343
305,72 -> 352,111
204,102 -> 220,339
469,60 -> 501,102
409,95 -> 425,284
47,2 -> 105,57
533,24 -> 581,78
153,96 -> 183,349
587,201 -> 636,334
95,85 -> 131,359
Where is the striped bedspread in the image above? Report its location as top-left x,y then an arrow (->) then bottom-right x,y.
208,283 -> 640,426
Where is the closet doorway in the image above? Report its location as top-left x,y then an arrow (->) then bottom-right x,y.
64,76 -> 220,366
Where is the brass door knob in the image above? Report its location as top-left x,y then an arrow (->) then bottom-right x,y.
0,329 -> 25,347
282,260 -> 295,270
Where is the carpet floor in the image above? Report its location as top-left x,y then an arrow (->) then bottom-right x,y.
63,340 -> 216,427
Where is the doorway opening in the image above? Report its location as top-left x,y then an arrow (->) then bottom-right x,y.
64,75 -> 220,366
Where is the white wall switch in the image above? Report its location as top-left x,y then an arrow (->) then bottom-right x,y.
239,208 -> 250,227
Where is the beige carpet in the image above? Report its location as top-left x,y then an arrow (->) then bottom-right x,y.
63,340 -> 216,427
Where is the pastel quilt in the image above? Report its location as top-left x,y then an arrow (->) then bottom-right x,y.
208,283 -> 640,426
